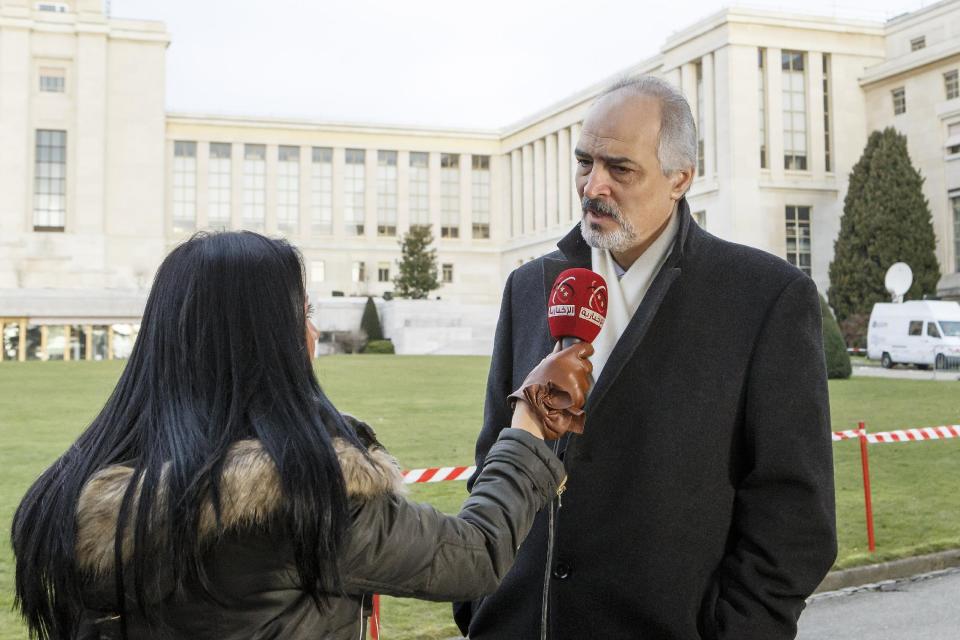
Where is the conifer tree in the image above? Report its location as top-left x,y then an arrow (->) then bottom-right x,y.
360,296 -> 383,341
828,127 -> 940,342
393,225 -> 440,299
819,295 -> 851,379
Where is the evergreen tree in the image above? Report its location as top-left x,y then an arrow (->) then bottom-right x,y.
393,225 -> 440,299
828,128 -> 940,341
360,296 -> 384,341
819,295 -> 851,379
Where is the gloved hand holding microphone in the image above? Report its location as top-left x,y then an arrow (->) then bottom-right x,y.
509,268 -> 608,440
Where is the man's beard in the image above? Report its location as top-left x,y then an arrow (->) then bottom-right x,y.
579,196 -> 637,252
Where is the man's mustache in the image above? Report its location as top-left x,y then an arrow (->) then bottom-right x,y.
582,197 -> 621,220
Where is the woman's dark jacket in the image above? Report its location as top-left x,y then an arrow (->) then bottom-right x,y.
74,427 -> 565,639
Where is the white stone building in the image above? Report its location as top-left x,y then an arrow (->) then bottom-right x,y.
2,0 -> 959,359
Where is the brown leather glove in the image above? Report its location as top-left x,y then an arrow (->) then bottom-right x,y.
508,342 -> 594,439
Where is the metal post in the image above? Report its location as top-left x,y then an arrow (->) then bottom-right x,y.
858,421 -> 876,552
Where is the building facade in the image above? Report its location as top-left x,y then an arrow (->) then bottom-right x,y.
2,0 -> 959,360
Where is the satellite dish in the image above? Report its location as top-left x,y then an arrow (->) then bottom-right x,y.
884,262 -> 913,303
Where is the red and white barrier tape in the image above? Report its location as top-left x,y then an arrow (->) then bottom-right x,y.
402,465 -> 476,484
401,425 -> 960,482
832,425 -> 960,443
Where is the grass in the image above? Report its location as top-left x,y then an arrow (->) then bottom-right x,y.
1,360 -> 959,639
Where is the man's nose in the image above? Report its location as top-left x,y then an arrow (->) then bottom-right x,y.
581,166 -> 611,200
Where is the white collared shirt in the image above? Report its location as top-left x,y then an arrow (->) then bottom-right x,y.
588,211 -> 680,384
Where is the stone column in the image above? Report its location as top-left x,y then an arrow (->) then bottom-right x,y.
702,52 -> 717,179
196,141 -> 209,229
397,150 -> 410,235
570,123 -> 583,222
299,145 -> 311,238
533,138 -> 546,232
460,153 -> 471,241
332,147 -> 346,241
557,128 -> 571,224
264,144 -> 278,234
511,149 -> 522,237
807,51 -> 826,178
521,144 -> 534,235
767,48 -> 784,181
365,148 -> 377,240
545,133 -> 558,228
230,142 -> 243,230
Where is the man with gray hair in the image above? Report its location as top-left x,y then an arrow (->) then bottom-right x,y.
455,75 -> 836,638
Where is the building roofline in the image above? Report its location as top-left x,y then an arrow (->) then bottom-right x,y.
885,0 -> 960,30
165,111 -> 501,140
662,5 -> 883,51
860,40 -> 960,86
498,54 -> 664,137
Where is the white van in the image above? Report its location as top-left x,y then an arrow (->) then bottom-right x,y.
867,300 -> 960,369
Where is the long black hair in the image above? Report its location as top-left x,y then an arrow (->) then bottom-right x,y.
12,231 -> 359,639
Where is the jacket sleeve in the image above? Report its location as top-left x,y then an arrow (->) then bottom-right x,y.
339,428 -> 565,602
709,275 -> 838,639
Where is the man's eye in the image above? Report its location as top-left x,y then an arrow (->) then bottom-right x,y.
611,166 -> 629,174
576,159 -> 591,167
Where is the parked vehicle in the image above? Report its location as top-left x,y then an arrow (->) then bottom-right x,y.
867,301 -> 960,369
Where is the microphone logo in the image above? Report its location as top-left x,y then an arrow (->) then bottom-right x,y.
547,268 -> 608,342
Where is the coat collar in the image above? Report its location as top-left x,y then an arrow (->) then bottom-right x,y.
74,438 -> 405,576
543,198 -> 693,414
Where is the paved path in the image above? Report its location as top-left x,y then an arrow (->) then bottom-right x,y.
797,568 -> 960,640
853,366 -> 960,381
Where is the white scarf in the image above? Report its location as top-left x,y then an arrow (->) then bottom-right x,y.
589,210 -> 680,385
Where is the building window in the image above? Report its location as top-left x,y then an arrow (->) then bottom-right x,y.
892,87 -> 906,116
910,36 -> 926,52
242,144 -> 266,231
39,67 -> 64,93
377,150 -> 398,236
945,70 -> 959,100
311,260 -> 325,283
377,262 -> 391,282
692,210 -> 706,228
696,61 -> 705,177
409,152 -> 430,232
33,129 -> 66,231
785,205 -> 812,276
952,195 -> 960,272
344,149 -> 366,236
782,51 -> 807,171
441,154 -> 460,238
472,155 -> 491,239
208,143 -> 231,229
758,49 -> 767,169
442,263 -> 454,283
311,147 -> 333,234
822,54 -> 832,173
352,261 -> 366,283
172,141 -> 196,233
277,145 -> 300,234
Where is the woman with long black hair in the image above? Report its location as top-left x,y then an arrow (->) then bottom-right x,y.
11,231 -> 591,640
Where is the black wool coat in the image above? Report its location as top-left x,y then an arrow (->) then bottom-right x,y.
456,201 -> 837,640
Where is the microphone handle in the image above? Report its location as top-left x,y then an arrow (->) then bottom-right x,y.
560,336 -> 582,350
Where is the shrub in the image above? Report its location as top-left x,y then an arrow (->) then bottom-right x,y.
360,297 -> 384,341
363,339 -> 395,354
820,295 -> 852,379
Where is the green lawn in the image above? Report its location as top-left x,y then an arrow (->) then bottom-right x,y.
1,360 -> 958,639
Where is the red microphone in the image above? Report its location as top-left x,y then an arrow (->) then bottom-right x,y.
548,268 -> 608,349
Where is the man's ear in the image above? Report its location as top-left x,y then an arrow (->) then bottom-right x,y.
670,167 -> 694,200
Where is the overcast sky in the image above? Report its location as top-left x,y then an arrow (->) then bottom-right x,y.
111,0 -> 928,130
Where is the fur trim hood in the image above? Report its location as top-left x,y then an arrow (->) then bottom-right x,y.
75,438 -> 405,575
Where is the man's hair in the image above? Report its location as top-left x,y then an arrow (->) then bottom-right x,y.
599,75 -> 697,176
